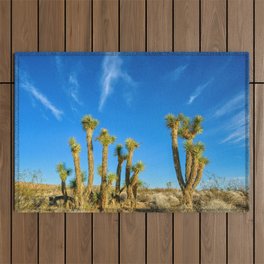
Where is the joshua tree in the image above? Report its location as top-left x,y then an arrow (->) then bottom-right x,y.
179,115 -> 203,181
165,114 -> 209,210
69,137 -> 83,208
114,144 -> 127,194
165,114 -> 185,191
129,161 -> 144,207
125,138 -> 139,199
56,163 -> 72,202
96,129 -> 116,210
81,115 -> 99,196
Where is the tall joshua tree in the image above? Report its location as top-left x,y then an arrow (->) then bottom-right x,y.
96,129 -> 116,210
165,114 -> 209,210
81,115 -> 99,196
56,163 -> 72,203
165,114 -> 185,191
69,137 -> 83,208
130,161 -> 144,207
114,144 -> 127,194
125,138 -> 139,199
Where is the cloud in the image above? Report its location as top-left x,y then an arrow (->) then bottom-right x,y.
21,77 -> 63,121
221,110 -> 248,144
55,56 -> 63,75
99,55 -> 136,111
187,78 -> 214,105
69,73 -> 82,105
213,93 -> 244,118
170,64 -> 188,81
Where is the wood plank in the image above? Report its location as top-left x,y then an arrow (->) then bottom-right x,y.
146,1 -> 173,263
174,1 -> 200,263
92,2 -> 119,263
228,0 -> 254,257
147,214 -> 172,263
120,0 -> 145,51
201,214 -> 226,264
201,1 -> 227,263
255,0 -> 264,81
174,0 -> 199,51
93,0 -> 118,51
174,213 -> 199,264
201,0 -> 226,52
12,1 -> 38,261
65,1 -> 92,263
38,2 -> 65,263
119,1 -> 145,263
93,214 -> 119,264
12,214 -> 38,263
120,213 -> 145,264
147,0 -> 172,51
12,0 -> 38,59
39,213 -> 64,264
228,0 -> 253,81
0,85 -> 11,264
0,0 -> 10,82
66,213 -> 91,264
255,85 -> 264,263
227,85 -> 253,264
39,0 -> 65,51
66,0 -> 92,51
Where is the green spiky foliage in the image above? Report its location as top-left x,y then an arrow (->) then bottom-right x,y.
114,144 -> 127,194
165,114 -> 209,210
96,129 -> 116,211
56,163 -> 72,199
69,137 -> 83,208
82,115 -> 99,195
125,138 -> 139,200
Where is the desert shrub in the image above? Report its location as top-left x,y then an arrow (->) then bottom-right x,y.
201,198 -> 235,211
150,193 -> 170,210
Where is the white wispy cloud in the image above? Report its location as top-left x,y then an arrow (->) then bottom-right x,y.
99,55 -> 136,111
21,77 -> 63,121
170,64 -> 188,81
187,78 -> 214,105
55,56 -> 63,75
213,93 -> 244,118
69,73 -> 82,105
221,110 -> 248,144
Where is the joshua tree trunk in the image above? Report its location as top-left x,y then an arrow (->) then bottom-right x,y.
185,140 -> 193,182
184,155 -> 199,210
115,158 -> 123,194
171,127 -> 185,191
125,152 -> 133,199
193,163 -> 205,189
61,180 -> 68,206
86,130 -> 94,195
132,184 -> 138,208
61,180 -> 67,196
183,188 -> 193,210
100,146 -> 108,210
186,156 -> 199,188
73,153 -> 83,208
125,152 -> 133,187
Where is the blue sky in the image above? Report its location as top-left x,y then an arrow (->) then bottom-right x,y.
15,52 -> 249,189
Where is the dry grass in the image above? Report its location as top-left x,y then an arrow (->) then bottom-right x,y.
15,182 -> 249,213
